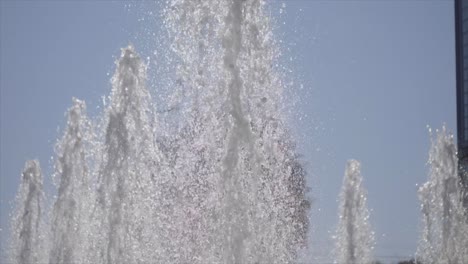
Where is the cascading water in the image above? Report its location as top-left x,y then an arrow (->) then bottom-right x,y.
49,99 -> 92,264
8,1 -> 310,263
9,160 -> 46,264
334,159 -> 374,264
94,45 -> 159,264
416,127 -> 468,264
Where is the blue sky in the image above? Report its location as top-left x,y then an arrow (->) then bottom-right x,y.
0,1 -> 455,263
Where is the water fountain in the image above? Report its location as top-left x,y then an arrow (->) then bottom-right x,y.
416,127 -> 468,264
8,1 -> 310,263
333,159 -> 374,264
9,160 -> 46,264
49,98 -> 92,264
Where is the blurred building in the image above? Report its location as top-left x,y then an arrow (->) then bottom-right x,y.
455,0 -> 468,207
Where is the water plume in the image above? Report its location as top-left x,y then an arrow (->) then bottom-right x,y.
164,0 -> 310,262
95,45 -> 158,264
49,99 -> 92,264
416,127 -> 468,264
9,160 -> 46,264
334,159 -> 374,264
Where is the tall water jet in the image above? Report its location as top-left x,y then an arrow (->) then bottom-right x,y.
9,160 -> 46,264
220,1 -> 256,262
95,45 -> 158,264
416,127 -> 468,264
165,0 -> 310,263
334,159 -> 374,264
49,99 -> 91,264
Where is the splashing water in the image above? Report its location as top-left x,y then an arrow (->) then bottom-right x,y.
334,159 -> 374,264
49,98 -> 92,264
9,160 -> 46,264
94,45 -> 159,264
416,127 -> 468,264
8,1 -> 310,264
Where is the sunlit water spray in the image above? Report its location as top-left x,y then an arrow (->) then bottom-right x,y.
333,160 -> 374,264
49,99 -> 92,264
416,127 -> 468,264
9,160 -> 46,264
8,1 -> 310,263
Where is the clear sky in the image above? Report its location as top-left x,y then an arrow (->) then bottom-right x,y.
0,1 -> 455,263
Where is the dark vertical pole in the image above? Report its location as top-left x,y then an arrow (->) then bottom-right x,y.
455,0 -> 468,210
456,0 -> 464,153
